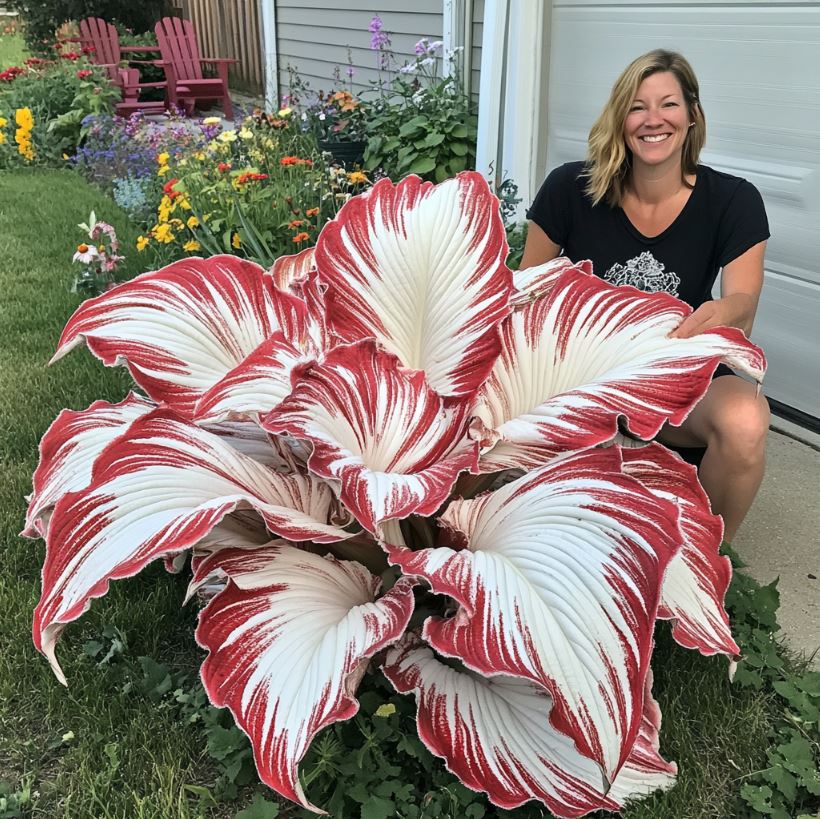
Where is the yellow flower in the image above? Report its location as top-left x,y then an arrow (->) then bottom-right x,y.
0,116 -> 7,128
238,127 -> 253,140
277,107 -> 292,117
231,232 -> 241,249
0,132 -> 6,146
15,107 -> 33,131
157,152 -> 170,165
136,235 -> 150,251
187,215 -> 199,229
178,197 -> 192,211
346,171 -> 368,185
62,152 -> 70,160
194,151 -> 206,161
202,116 -> 221,126
374,704 -> 396,718
157,164 -> 171,177
152,223 -> 174,243
183,240 -> 201,252
218,130 -> 237,143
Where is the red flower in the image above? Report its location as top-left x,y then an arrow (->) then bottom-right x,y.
81,45 -> 96,55
60,52 -> 82,61
218,162 -> 232,173
236,171 -> 269,185
0,66 -> 24,82
24,57 -> 46,68
163,178 -> 180,199
76,69 -> 93,80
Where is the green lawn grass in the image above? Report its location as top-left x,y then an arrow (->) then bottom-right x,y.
0,168 -> 781,818
0,32 -> 27,70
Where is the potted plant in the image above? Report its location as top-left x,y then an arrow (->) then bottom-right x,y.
303,89 -> 369,166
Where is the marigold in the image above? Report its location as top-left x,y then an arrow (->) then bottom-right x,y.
15,107 -> 33,131
183,240 -> 201,252
347,171 -> 368,185
152,224 -> 174,243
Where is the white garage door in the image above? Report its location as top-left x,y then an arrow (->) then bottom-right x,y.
544,0 -> 820,421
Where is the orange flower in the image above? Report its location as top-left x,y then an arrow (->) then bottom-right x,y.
306,207 -> 320,217
280,156 -> 314,167
292,232 -> 310,243
288,219 -> 304,229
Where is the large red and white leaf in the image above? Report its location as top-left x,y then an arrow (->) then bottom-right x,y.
270,246 -> 315,292
268,250 -> 330,354
51,255 -> 309,418
471,269 -> 766,471
383,636 -> 675,816
264,340 -> 478,532
608,668 -> 679,805
23,392 -> 153,538
195,544 -> 415,812
33,408 -> 354,684
204,419 -> 293,471
621,444 -> 738,658
511,257 -> 592,308
315,173 -> 513,397
194,333 -> 312,424
384,447 -> 680,782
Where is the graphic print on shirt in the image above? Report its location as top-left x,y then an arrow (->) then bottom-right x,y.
603,251 -> 681,296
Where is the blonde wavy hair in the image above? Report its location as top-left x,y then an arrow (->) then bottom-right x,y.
584,50 -> 706,207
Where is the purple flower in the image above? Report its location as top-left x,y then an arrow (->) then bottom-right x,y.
368,15 -> 383,34
414,38 -> 428,56
346,66 -> 355,78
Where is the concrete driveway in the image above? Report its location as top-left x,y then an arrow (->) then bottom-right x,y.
735,418 -> 820,665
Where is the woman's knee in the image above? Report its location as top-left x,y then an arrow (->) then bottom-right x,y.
707,389 -> 769,460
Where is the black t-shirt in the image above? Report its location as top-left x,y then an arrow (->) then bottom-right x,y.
526,161 -> 770,309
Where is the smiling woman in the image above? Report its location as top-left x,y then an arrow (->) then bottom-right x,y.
521,49 -> 771,544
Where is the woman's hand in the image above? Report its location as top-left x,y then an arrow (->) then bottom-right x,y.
669,293 -> 756,338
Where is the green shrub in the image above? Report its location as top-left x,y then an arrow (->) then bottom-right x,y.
9,0 -> 164,53
362,42 -> 477,183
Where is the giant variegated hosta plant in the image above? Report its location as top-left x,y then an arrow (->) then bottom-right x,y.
26,172 -> 765,816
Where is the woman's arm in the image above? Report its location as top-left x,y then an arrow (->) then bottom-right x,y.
670,239 -> 767,338
519,222 -> 562,269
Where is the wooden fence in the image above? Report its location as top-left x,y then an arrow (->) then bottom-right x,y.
168,0 -> 265,96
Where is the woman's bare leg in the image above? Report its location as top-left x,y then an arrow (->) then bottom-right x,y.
658,375 -> 770,542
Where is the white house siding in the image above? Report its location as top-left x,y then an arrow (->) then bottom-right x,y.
543,0 -> 820,419
274,1 -> 444,101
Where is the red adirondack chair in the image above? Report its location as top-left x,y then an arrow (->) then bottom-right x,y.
154,17 -> 237,119
77,18 -> 166,116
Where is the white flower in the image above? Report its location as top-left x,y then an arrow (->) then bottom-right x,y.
72,243 -> 99,265
218,130 -> 237,143
400,64 -> 417,74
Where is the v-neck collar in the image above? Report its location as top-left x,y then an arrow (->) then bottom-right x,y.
617,168 -> 700,244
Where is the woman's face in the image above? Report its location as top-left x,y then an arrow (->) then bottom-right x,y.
623,71 -> 691,171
